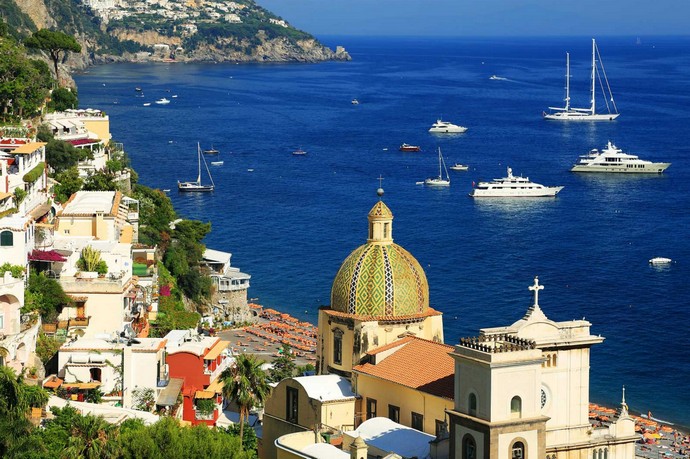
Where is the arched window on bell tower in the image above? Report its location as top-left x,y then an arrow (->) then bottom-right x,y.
468,393 -> 477,416
510,396 -> 522,419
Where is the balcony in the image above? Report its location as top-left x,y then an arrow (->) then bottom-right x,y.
60,272 -> 130,293
205,356 -> 232,382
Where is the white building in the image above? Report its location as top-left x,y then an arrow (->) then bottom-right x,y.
56,336 -> 168,408
202,248 -> 250,323
0,271 -> 40,372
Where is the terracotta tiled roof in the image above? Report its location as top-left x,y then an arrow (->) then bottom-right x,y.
353,337 -> 455,400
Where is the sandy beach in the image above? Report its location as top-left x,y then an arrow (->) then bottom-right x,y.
218,307 -> 317,368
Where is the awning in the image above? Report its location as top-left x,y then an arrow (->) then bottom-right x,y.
63,382 -> 101,390
28,203 -> 52,220
11,142 -> 46,154
156,378 -> 183,406
43,377 -> 63,389
206,379 -> 224,394
195,390 -> 215,399
0,192 -> 11,201
28,249 -> 66,262
204,340 -> 230,360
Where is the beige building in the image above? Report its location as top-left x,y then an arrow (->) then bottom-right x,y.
447,277 -> 636,459
55,191 -> 138,243
264,375 -> 357,459
353,336 -> 455,437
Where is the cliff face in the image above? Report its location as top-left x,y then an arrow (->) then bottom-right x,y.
8,0 -> 351,68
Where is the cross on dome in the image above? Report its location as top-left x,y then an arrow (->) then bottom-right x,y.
377,175 -> 385,198
528,276 -> 544,307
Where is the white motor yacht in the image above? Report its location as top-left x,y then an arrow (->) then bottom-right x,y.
155,98 -> 170,105
649,257 -> 672,265
571,142 -> 670,173
428,119 -> 468,133
470,167 -> 563,198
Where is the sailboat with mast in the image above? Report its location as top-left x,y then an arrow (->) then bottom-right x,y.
543,38 -> 620,121
424,147 -> 450,187
178,142 -> 215,192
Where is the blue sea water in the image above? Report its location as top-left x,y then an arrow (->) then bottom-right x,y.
74,36 -> 690,426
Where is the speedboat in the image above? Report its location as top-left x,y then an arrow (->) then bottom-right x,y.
155,98 -> 170,105
351,98 -> 359,105
649,257 -> 672,265
489,75 -> 507,81
210,161 -> 224,166
470,167 -> 563,198
143,103 -> 151,106
571,142 -> 670,174
399,143 -> 421,152
450,164 -> 469,171
428,119 -> 468,133
292,148 -> 307,156
203,146 -> 220,155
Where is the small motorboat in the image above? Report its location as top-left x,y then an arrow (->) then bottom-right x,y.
143,103 -> 151,106
155,98 -> 170,105
450,163 -> 469,171
211,161 -> 224,166
399,143 -> 421,152
649,257 -> 672,265
351,98 -> 360,105
135,87 -> 142,92
292,148 -> 307,156
203,146 -> 220,155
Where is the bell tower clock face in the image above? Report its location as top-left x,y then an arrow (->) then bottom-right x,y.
541,388 -> 548,408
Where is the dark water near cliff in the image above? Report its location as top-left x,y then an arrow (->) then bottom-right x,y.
75,36 -> 690,425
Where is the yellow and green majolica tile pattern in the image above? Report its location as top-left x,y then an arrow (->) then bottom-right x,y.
331,242 -> 429,317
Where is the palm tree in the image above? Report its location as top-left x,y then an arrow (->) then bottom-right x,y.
0,366 -> 30,455
220,353 -> 270,449
63,413 -> 121,459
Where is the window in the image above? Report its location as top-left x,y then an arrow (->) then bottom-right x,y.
333,329 -> 343,365
411,412 -> 424,431
89,368 -> 102,382
388,404 -> 400,423
510,396 -> 522,419
0,314 -> 4,330
383,223 -> 390,238
511,441 -> 525,459
435,419 -> 447,437
366,398 -> 377,419
462,434 -> 476,459
468,393 -> 477,416
286,386 -> 298,423
0,231 -> 13,246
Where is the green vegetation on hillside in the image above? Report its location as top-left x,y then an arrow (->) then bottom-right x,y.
0,23 -> 53,121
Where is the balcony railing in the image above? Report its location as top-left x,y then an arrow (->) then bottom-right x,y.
205,356 -> 232,382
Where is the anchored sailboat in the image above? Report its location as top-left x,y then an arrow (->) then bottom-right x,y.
178,143 -> 215,192
424,148 -> 450,187
543,39 -> 619,121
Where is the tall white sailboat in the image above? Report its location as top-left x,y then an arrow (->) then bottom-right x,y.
424,147 -> 450,187
543,39 -> 619,121
178,143 -> 215,192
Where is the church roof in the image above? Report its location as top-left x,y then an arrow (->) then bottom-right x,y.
331,243 -> 429,318
353,336 -> 455,400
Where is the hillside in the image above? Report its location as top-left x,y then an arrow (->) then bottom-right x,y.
2,0 -> 350,67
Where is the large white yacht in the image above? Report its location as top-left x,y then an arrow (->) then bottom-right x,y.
470,167 -> 564,198
429,119 -> 468,133
571,142 -> 671,174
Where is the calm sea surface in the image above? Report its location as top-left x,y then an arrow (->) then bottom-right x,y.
75,36 -> 690,426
